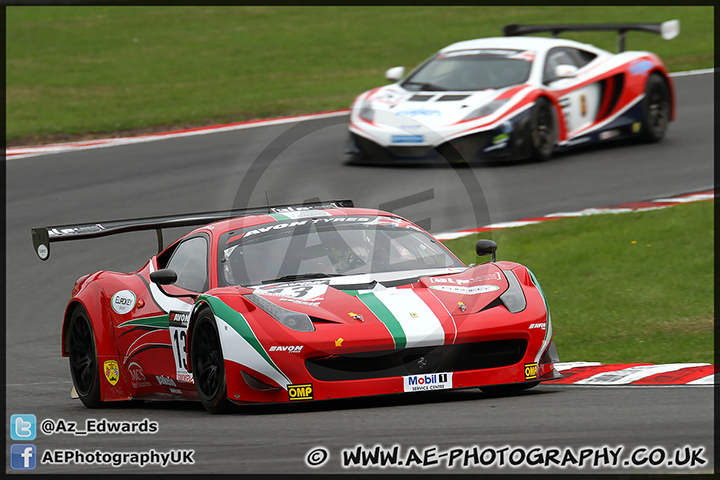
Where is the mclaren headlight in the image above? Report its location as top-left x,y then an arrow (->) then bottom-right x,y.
464,99 -> 510,121
356,100 -> 375,122
499,270 -> 526,313
245,293 -> 315,332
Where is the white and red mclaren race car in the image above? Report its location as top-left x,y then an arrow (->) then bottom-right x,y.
348,20 -> 679,164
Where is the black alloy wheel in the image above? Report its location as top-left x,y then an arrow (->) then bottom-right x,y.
68,305 -> 102,408
530,97 -> 556,161
191,309 -> 233,413
640,73 -> 670,143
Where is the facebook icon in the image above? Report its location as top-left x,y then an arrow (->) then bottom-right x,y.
11,444 -> 37,470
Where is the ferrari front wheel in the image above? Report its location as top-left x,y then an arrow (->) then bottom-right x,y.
640,73 -> 670,143
529,97 -> 556,162
68,305 -> 102,408
191,308 -> 233,413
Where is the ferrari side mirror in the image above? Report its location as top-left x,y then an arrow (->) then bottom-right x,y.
150,269 -> 178,285
476,239 -> 497,262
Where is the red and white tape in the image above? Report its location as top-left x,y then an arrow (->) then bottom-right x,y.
434,189 -> 714,240
548,362 -> 715,386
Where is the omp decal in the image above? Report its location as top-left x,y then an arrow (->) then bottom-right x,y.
357,289 -> 445,349
288,383 -> 313,401
103,360 -> 120,385
524,363 -> 538,380
198,294 -> 291,390
111,290 -> 136,315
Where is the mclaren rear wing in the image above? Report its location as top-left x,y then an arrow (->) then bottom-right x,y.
31,199 -> 354,261
503,19 -> 680,52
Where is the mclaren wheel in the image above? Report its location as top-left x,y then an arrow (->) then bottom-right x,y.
480,381 -> 540,397
191,308 -> 233,413
640,73 -> 671,143
529,97 -> 556,162
68,305 -> 102,408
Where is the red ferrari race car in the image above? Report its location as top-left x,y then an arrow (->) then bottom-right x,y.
348,20 -> 679,164
32,200 -> 561,413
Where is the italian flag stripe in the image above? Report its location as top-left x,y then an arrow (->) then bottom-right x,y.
357,292 -> 407,349
357,289 -> 446,349
269,213 -> 291,221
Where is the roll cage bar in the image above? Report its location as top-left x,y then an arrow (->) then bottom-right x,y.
503,19 -> 679,53
31,199 -> 354,261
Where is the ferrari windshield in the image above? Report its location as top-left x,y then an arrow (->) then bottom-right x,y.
403,49 -> 533,92
218,216 -> 464,286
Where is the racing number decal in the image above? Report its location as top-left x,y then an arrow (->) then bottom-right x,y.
172,329 -> 188,371
263,284 -> 314,298
169,311 -> 193,383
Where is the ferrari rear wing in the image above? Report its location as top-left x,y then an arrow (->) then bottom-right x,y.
503,19 -> 680,52
31,199 -> 354,261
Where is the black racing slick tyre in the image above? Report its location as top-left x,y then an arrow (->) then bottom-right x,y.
640,73 -> 671,143
68,305 -> 102,408
529,97 -> 556,162
480,381 -> 540,397
191,309 -> 233,413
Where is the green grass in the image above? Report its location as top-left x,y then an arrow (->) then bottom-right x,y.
5,6 -> 714,143
442,201 -> 714,364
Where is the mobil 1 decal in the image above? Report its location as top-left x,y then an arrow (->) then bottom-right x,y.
169,310 -> 193,384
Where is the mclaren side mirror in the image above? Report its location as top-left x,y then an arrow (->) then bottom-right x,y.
385,66 -> 405,82
555,64 -> 579,79
476,239 -> 497,262
150,269 -> 178,285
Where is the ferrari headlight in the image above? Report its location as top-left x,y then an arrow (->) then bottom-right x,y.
245,293 -> 315,332
499,270 -> 526,313
464,99 -> 510,121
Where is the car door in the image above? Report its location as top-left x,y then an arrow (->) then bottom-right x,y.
544,47 -> 601,140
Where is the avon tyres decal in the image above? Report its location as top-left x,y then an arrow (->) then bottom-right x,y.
356,289 -> 444,349
197,295 -> 292,390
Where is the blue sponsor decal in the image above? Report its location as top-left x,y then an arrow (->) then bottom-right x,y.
391,135 -> 424,143
395,109 -> 441,118
629,59 -> 653,76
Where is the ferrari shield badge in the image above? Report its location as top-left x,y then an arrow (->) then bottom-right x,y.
104,360 -> 120,385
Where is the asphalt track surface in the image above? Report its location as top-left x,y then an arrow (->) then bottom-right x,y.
4,72 -> 714,474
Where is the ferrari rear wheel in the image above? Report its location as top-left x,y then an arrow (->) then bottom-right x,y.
640,73 -> 670,143
191,308 -> 233,413
68,305 -> 102,408
480,381 -> 539,397
529,97 -> 556,162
